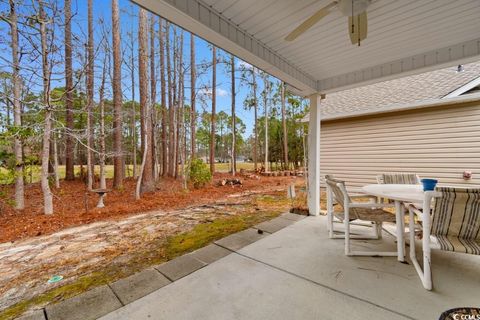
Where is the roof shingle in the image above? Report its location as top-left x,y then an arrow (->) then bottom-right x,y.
320,62 -> 480,120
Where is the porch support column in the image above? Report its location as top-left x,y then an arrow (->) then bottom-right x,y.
307,93 -> 322,216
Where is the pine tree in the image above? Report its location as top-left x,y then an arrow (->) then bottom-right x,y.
9,0 -> 24,209
86,0 -> 94,189
138,8 -> 155,194
64,0 -> 74,181
112,0 -> 124,188
39,0 -> 53,214
210,46 -> 216,174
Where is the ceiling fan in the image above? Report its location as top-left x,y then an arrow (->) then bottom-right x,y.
285,0 -> 373,46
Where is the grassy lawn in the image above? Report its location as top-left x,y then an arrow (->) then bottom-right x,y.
1,165 -> 137,184
214,162 -> 255,172
1,163 -> 259,184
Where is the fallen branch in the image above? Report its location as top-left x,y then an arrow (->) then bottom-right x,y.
218,178 -> 243,186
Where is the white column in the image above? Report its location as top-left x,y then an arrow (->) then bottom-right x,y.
307,94 -> 322,216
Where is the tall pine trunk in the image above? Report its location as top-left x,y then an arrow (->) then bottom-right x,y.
10,0 -> 24,209
210,46 -> 216,174
230,54 -> 236,176
86,0 -> 94,189
112,0 -> 123,188
129,6 -> 137,178
172,29 -> 178,178
138,8 -> 155,194
174,32 -> 182,179
178,32 -> 186,187
281,82 -> 289,170
263,76 -> 269,171
99,54 -> 107,190
150,15 -> 158,180
190,33 -> 196,159
64,0 -> 74,181
39,0 -> 53,214
166,23 -> 175,177
252,67 -> 258,171
159,18 -> 167,176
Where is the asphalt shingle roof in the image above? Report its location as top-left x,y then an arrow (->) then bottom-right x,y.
320,61 -> 480,120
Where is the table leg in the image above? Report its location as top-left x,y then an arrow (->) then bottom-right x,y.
395,200 -> 405,262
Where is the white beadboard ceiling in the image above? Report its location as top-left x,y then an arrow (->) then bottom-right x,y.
133,0 -> 480,95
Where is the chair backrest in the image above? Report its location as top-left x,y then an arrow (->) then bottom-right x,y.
325,175 -> 358,216
380,173 -> 420,185
432,187 -> 480,253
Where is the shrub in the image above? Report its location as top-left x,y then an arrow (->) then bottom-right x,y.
188,158 -> 211,189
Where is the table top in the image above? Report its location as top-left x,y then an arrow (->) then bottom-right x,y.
362,184 -> 425,203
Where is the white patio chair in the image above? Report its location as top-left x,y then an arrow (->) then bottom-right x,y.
376,173 -> 421,185
325,175 -> 380,239
325,175 -> 397,257
406,187 -> 480,290
376,173 -> 421,204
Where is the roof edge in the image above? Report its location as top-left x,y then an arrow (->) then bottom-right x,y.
320,92 -> 480,121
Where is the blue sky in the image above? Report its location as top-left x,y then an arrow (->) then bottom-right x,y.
65,0 -> 277,136
0,0 -> 285,136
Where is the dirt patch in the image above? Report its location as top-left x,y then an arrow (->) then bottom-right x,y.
0,188 -> 294,319
0,173 -> 301,243
0,174 -> 306,318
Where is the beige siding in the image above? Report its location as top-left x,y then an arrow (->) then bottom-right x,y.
321,102 -> 480,190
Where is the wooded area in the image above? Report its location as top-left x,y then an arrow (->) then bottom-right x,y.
0,0 -> 309,215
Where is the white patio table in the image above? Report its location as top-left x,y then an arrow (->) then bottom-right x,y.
362,184 -> 424,262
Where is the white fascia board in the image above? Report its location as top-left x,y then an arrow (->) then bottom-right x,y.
443,76 -> 480,98
133,0 -> 317,95
317,38 -> 480,94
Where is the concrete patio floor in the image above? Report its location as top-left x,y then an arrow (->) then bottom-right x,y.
98,215 -> 480,320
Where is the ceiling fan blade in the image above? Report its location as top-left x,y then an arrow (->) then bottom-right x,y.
285,1 -> 337,41
348,11 -> 368,45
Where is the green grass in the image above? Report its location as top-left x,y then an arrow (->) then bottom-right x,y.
214,162 -> 255,172
1,163 -> 257,184
0,165 -> 136,184
166,210 -> 279,258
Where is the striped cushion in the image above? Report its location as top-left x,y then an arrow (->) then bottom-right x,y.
381,173 -> 419,184
432,187 -> 480,255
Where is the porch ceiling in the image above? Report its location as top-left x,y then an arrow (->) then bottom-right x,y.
133,0 -> 480,95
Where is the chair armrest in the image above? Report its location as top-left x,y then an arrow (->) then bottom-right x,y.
349,203 -> 394,209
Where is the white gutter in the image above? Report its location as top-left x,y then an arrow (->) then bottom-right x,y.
443,76 -> 480,98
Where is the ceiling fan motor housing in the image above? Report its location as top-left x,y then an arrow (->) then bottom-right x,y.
338,0 -> 372,16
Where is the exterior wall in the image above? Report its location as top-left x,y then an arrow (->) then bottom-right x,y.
321,101 -> 480,190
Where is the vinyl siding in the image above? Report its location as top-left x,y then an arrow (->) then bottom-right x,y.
320,102 -> 480,190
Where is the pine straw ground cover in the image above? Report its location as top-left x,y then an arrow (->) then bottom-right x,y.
0,173 -> 301,243
0,174 -> 305,319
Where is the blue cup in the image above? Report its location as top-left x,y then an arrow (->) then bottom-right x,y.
421,179 -> 438,191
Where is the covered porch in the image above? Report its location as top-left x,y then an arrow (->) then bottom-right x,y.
103,1 -> 479,319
